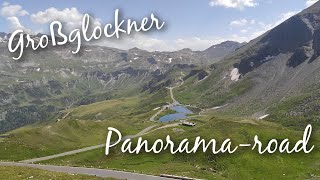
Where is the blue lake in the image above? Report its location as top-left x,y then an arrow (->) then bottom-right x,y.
171,106 -> 193,114
159,106 -> 193,122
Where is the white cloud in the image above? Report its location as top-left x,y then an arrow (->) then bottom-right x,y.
240,29 -> 248,33
30,7 -> 101,32
0,2 -> 29,17
7,16 -> 32,34
306,0 -> 318,7
31,7 -> 82,24
0,2 -> 31,33
230,18 -> 255,27
209,0 -> 258,9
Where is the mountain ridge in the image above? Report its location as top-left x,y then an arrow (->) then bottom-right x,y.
173,1 -> 320,125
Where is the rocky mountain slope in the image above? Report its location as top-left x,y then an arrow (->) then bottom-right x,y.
174,1 -> 320,128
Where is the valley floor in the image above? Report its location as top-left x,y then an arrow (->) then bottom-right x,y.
0,92 -> 319,179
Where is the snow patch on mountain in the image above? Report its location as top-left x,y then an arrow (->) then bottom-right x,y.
230,68 -> 241,81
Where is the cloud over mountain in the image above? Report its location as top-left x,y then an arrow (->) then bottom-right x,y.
230,19 -> 255,27
306,0 -> 318,7
209,0 -> 258,9
0,2 -> 31,33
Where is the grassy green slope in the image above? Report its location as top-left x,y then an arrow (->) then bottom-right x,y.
0,166 -> 114,179
0,93 -> 170,161
44,116 -> 320,180
174,63 -> 252,109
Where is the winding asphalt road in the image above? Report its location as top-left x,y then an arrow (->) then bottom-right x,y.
1,125 -> 175,180
0,162 -> 171,180
0,125 -> 198,179
20,125 -> 158,163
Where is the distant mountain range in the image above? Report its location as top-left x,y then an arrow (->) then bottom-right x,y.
0,33 -> 243,132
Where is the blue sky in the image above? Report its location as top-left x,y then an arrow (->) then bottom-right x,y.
0,0 -> 318,51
